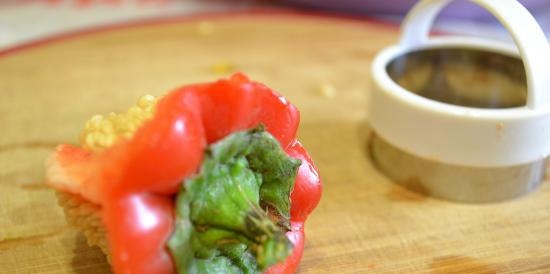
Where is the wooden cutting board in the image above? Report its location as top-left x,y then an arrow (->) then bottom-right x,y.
1,10 -> 550,274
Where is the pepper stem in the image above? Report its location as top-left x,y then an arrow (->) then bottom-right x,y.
168,127 -> 300,274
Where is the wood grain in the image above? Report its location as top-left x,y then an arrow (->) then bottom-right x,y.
1,12 -> 550,274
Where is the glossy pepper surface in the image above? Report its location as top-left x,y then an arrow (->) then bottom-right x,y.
46,73 -> 322,274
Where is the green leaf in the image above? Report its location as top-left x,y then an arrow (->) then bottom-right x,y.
168,127 -> 300,274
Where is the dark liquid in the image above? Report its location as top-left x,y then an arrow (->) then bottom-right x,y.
386,48 -> 527,108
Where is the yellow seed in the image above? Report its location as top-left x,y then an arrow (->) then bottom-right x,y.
85,134 -> 95,148
105,135 -> 116,147
209,62 -> 235,75
128,106 -> 141,116
90,115 -> 104,128
98,134 -> 107,147
319,84 -> 336,98
137,94 -> 156,109
80,95 -> 158,151
127,123 -> 137,132
100,121 -> 114,134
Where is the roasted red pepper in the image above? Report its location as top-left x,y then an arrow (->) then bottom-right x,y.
46,73 -> 322,274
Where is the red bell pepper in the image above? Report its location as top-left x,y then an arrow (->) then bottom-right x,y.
46,73 -> 322,274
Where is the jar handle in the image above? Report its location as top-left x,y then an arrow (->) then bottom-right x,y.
400,0 -> 550,109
